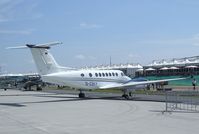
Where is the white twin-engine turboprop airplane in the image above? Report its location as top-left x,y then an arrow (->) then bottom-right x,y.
8,42 -> 187,99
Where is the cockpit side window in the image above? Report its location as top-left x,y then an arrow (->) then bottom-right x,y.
121,73 -> 124,76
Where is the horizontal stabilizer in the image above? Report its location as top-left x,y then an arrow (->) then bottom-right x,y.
6,46 -> 27,49
26,41 -> 62,49
6,41 -> 62,49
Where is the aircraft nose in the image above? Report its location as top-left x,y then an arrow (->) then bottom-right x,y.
124,76 -> 131,81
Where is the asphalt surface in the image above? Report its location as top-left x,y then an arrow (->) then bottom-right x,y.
0,89 -> 199,134
43,88 -> 199,104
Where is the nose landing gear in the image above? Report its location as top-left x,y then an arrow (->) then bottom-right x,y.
79,90 -> 85,98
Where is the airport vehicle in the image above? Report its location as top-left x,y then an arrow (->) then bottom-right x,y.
8,42 -> 187,99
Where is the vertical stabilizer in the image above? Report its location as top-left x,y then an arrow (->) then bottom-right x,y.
26,42 -> 61,75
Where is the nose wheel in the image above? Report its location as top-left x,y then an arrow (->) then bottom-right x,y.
79,90 -> 85,98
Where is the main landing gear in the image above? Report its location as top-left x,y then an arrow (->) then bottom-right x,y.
122,90 -> 133,100
122,94 -> 129,99
79,90 -> 85,98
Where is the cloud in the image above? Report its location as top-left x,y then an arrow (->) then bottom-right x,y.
26,59 -> 35,65
88,56 -> 97,60
135,38 -> 189,45
0,0 -> 24,22
128,54 -> 140,58
134,34 -> 199,46
0,63 -> 7,67
0,63 -> 7,73
192,34 -> 199,46
0,29 -> 35,35
75,54 -> 86,60
75,54 -> 97,60
0,0 -> 42,22
80,22 -> 103,29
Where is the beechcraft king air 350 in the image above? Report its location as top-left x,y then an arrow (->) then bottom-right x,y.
8,42 -> 187,99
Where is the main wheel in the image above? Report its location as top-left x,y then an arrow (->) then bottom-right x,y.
122,94 -> 129,99
37,87 -> 42,91
79,92 -> 85,98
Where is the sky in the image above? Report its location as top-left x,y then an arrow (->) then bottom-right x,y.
1,0 -> 199,73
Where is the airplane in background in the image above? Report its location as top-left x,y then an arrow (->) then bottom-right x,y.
0,73 -> 43,91
8,42 -> 188,99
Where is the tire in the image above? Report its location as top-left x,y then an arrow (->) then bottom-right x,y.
79,93 -> 85,98
37,87 -> 42,91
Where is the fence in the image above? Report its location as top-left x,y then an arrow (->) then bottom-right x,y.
164,91 -> 199,113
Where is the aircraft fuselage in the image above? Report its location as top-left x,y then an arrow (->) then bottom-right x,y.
42,69 -> 131,90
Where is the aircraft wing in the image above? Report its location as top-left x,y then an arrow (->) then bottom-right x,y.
99,77 -> 188,89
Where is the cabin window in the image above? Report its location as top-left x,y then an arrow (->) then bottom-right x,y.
112,72 -> 115,76
99,73 -> 102,77
81,73 -> 84,77
95,73 -> 98,77
89,73 -> 92,77
102,73 -> 105,77
109,73 -> 112,76
105,73 -> 108,77
115,73 -> 118,76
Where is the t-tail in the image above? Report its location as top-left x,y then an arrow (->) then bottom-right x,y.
7,42 -> 73,75
27,42 -> 62,75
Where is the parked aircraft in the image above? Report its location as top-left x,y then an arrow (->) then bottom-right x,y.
8,42 -> 187,99
0,73 -> 43,91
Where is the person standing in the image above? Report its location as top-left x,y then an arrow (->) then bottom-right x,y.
192,79 -> 197,90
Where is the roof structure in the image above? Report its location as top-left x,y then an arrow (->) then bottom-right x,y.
145,56 -> 199,68
81,63 -> 143,70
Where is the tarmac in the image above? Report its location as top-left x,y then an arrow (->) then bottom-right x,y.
0,89 -> 199,134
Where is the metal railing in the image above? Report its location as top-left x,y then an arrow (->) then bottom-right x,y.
164,91 -> 199,113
